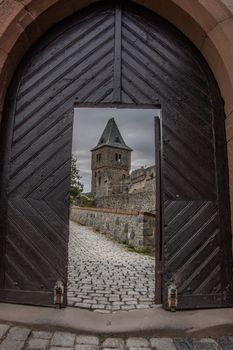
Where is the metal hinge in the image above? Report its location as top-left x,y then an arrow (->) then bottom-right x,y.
168,284 -> 177,312
54,280 -> 64,308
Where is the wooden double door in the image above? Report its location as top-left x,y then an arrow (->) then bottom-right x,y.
0,1 -> 232,309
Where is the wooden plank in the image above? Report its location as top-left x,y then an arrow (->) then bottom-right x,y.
113,4 -> 122,102
0,290 -> 53,306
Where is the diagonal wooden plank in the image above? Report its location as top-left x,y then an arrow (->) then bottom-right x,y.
17,19 -> 115,113
14,41 -> 114,134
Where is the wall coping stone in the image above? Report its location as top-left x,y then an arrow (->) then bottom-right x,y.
71,205 -> 156,218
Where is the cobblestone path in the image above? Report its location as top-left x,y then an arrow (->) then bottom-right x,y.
0,324 -> 232,350
67,221 -> 155,312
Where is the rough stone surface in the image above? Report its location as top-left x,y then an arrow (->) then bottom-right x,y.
7,327 -> 30,341
150,337 -> 177,350
126,337 -> 149,347
27,338 -> 49,349
194,341 -> 219,350
128,348 -> 151,350
173,338 -> 193,350
50,348 -> 74,350
76,336 -> 99,345
0,323 -> 231,349
75,345 -> 98,350
95,191 -> 155,213
0,339 -> 25,350
0,325 -> 9,339
217,336 -> 233,349
50,332 -> 75,347
31,331 -> 52,340
68,221 -> 155,312
102,338 -> 124,349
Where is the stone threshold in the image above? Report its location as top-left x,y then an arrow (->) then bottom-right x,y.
0,303 -> 233,338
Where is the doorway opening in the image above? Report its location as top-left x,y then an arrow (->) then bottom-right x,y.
67,105 -> 161,312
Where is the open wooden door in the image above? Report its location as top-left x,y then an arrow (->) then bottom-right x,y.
0,88 -> 73,305
160,106 -> 233,310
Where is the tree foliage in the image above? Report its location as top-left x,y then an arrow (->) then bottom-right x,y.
70,155 -> 83,203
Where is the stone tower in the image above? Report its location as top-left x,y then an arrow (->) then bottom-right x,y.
91,118 -> 132,197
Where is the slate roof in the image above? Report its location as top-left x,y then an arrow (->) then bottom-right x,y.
91,118 -> 132,152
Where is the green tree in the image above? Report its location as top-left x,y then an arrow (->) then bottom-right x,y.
70,155 -> 83,203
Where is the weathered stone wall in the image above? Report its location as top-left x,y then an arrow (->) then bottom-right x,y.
95,192 -> 155,213
129,166 -> 155,194
70,206 -> 155,252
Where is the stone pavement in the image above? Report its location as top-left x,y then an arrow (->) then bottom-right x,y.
67,221 -> 155,312
0,324 -> 233,350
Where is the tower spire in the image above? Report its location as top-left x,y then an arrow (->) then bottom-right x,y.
91,118 -> 132,152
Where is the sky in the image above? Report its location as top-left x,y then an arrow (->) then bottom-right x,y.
72,108 -> 160,192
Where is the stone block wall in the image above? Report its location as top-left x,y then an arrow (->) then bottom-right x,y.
70,206 -> 155,252
95,191 -> 155,213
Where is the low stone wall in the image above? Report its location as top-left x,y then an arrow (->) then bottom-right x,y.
70,206 -> 155,252
95,191 -> 155,213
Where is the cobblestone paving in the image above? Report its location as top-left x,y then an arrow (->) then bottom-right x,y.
67,221 -> 155,312
0,324 -> 232,350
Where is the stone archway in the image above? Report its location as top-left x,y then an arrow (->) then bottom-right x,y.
0,1 -> 232,309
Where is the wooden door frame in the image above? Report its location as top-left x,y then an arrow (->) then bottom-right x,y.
154,115 -> 163,305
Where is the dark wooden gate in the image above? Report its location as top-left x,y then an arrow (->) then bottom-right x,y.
0,0 -> 232,308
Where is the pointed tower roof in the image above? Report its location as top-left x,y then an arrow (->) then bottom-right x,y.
91,118 -> 132,152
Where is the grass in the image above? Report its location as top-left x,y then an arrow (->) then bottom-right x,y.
110,237 -> 153,257
127,245 -> 153,257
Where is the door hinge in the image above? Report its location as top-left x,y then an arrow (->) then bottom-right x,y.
168,284 -> 177,312
54,280 -> 64,308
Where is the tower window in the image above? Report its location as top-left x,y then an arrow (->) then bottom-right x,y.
98,176 -> 101,185
115,153 -> 122,162
115,137 -> 120,143
96,154 -> 101,162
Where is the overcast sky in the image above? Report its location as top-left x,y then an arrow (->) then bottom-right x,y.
72,108 -> 160,192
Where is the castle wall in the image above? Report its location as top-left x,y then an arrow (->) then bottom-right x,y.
129,166 -> 155,193
95,192 -> 155,213
70,206 -> 155,252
